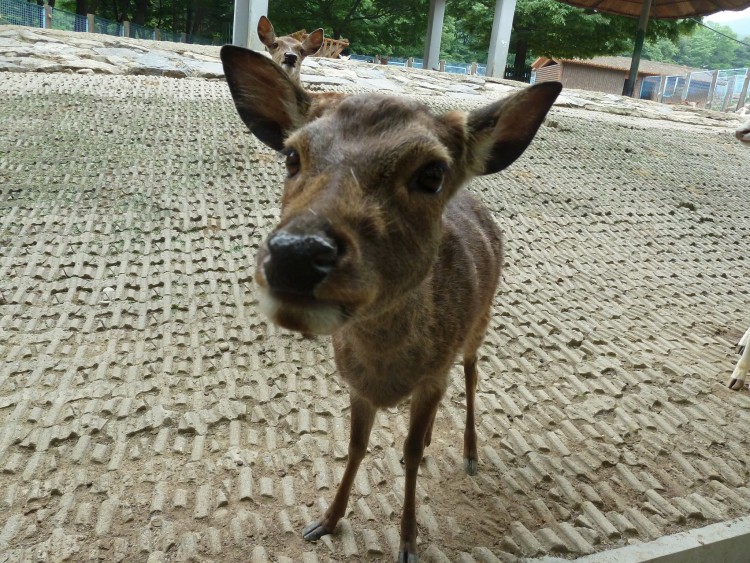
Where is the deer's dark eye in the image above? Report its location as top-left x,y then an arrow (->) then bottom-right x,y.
271,42 -> 279,50
285,149 -> 300,177
411,162 -> 446,194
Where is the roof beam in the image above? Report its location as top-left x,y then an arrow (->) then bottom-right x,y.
233,0 -> 268,51
487,0 -> 518,78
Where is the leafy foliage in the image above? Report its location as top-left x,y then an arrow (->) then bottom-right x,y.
56,0 -> 234,39
53,0 -> 749,72
453,0 -> 694,65
643,23 -> 750,69
268,0 -> 429,57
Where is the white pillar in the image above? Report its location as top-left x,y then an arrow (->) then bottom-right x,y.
423,0 -> 446,71
486,0 -> 517,78
233,0 -> 268,51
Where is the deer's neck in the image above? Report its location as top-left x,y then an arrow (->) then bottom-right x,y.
347,286 -> 431,349
331,276 -> 450,407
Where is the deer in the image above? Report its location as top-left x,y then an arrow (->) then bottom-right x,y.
728,126 -> 749,390
728,326 -> 750,390
220,44 -> 561,562
257,15 -> 324,84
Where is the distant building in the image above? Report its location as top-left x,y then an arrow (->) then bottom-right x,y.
531,56 -> 696,98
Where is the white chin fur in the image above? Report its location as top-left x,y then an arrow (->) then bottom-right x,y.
258,290 -> 344,335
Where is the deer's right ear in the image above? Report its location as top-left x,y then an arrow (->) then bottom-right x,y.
257,15 -> 276,47
466,82 -> 561,176
221,45 -> 312,151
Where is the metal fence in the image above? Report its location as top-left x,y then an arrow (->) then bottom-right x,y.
128,21 -> 152,40
351,54 -> 538,80
93,15 -> 122,36
0,0 -> 221,45
51,6 -> 87,32
0,0 -> 45,27
349,53 -> 533,82
640,67 -> 750,112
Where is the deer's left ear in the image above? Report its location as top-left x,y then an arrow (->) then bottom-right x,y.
302,29 -> 325,56
463,82 -> 561,176
221,45 -> 311,151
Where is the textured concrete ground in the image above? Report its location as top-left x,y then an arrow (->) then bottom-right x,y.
1,26 -> 750,563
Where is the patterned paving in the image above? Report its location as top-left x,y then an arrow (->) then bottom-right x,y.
1,68 -> 750,562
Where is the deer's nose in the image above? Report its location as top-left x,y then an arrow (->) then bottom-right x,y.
264,232 -> 339,295
283,52 -> 298,66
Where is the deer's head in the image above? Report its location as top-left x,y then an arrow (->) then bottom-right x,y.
257,16 -> 324,83
221,46 -> 560,334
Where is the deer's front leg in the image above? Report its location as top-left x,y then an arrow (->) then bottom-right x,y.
303,393 -> 376,541
399,385 -> 443,563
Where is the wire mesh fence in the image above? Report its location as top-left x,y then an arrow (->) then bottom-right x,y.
349,54 -> 494,77
640,67 -> 750,112
159,29 -> 182,43
186,33 -> 216,46
52,9 -> 87,32
128,22 -> 153,40
0,0 -> 44,27
0,0 -> 216,45
712,68 -> 749,111
93,15 -> 121,36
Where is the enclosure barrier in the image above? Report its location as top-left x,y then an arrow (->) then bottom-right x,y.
640,67 -> 750,113
348,54 -> 532,81
0,0 -> 222,45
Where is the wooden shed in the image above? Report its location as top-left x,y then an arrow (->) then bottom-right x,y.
531,56 -> 695,98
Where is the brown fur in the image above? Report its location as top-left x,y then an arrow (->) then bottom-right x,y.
220,45 -> 561,562
257,15 -> 324,84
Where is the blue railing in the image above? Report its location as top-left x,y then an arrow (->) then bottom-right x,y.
0,0 -> 45,27
350,54 -> 491,77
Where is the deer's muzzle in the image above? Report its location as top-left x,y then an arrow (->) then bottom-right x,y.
264,231 -> 339,296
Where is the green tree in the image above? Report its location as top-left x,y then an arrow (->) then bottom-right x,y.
453,0 -> 695,71
57,0 -> 234,39
54,0 -> 703,67
268,0 -> 428,56
674,24 -> 740,69
642,37 -> 679,63
733,37 -> 750,68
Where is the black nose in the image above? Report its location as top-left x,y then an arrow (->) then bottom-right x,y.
264,232 -> 338,295
283,52 -> 298,65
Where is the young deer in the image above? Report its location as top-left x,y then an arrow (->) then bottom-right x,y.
257,15 -> 324,84
220,45 -> 561,561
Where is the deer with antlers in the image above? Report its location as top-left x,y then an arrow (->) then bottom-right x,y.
220,45 -> 561,561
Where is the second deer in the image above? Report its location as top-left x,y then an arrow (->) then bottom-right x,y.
257,15 -> 324,84
221,45 -> 561,562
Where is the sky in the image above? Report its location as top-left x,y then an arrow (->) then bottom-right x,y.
705,7 -> 750,23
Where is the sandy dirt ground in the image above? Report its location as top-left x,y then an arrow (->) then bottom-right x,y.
1,28 -> 750,563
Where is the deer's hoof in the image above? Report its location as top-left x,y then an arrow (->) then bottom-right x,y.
463,457 -> 478,476
302,520 -> 333,542
727,377 -> 746,391
398,546 -> 418,563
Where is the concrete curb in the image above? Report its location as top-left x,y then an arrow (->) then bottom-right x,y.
533,515 -> 750,563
